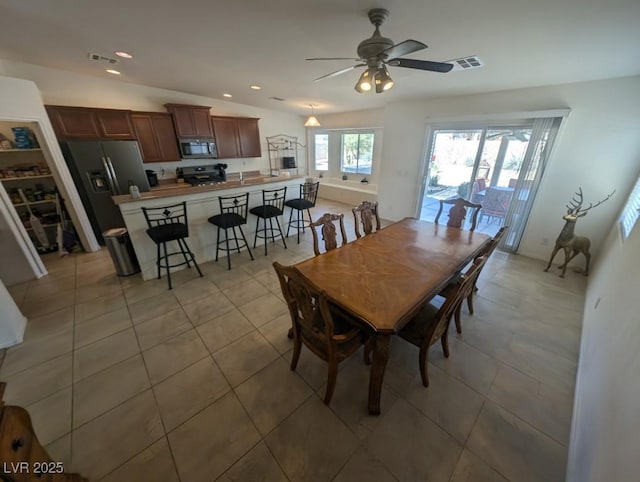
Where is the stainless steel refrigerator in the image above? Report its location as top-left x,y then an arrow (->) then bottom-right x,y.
61,140 -> 150,244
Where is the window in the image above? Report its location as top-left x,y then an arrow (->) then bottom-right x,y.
341,132 -> 374,175
619,175 -> 640,240
314,133 -> 328,171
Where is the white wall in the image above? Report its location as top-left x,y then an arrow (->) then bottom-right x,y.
375,76 -> 640,259
0,199 -> 33,285
0,59 -> 308,179
566,186 -> 640,481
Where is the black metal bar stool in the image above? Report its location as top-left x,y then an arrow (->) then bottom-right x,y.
141,201 -> 202,290
207,192 -> 254,270
250,186 -> 288,255
285,181 -> 319,243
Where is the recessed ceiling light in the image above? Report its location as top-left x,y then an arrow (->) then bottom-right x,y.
223,93 -> 233,98
106,69 -> 121,75
114,51 -> 133,59
250,85 -> 261,90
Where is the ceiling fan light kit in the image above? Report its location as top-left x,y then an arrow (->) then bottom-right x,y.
309,8 -> 454,94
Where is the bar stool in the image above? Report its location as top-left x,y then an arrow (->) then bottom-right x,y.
285,181 -> 319,243
207,193 -> 254,270
250,186 -> 287,255
141,201 -> 202,290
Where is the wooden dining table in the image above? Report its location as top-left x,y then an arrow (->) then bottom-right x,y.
293,217 -> 491,415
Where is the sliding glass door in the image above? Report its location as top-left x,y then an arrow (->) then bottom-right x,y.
419,116 -> 563,252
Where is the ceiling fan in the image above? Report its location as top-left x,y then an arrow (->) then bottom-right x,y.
307,8 -> 454,93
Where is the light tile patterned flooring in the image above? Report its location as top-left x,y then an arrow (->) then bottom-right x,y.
1,198 -> 586,481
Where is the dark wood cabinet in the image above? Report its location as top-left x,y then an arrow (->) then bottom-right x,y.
164,104 -> 213,138
211,116 -> 261,159
131,112 -> 180,163
211,116 -> 241,158
46,105 -> 135,139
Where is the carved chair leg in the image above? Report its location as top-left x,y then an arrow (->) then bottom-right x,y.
467,293 -> 474,315
441,331 -> 450,358
324,360 -> 338,405
584,252 -> 591,276
290,336 -> 302,370
287,327 -> 293,339
363,337 -> 373,365
454,304 -> 462,334
418,344 -> 430,387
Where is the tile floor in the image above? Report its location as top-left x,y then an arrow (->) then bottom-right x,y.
1,198 -> 586,481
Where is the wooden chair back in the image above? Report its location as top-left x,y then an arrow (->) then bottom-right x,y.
352,200 -> 381,239
434,197 -> 482,231
310,213 -> 348,256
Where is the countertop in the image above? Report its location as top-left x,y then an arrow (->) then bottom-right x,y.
112,173 -> 304,205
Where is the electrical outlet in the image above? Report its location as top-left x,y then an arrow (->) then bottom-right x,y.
541,237 -> 550,246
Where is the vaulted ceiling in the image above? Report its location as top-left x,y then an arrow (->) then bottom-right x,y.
1,0 -> 639,116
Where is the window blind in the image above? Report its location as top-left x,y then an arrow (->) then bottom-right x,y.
619,176 -> 640,240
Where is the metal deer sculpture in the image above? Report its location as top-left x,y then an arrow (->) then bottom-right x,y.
544,188 -> 614,277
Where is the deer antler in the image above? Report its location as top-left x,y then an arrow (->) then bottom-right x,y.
566,187 -> 584,214
576,190 -> 616,217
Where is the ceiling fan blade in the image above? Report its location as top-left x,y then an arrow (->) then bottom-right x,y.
306,57 -> 361,61
313,64 -> 365,82
389,58 -> 454,73
381,40 -> 427,61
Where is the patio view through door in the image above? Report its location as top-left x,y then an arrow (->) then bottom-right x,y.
418,116 -> 563,252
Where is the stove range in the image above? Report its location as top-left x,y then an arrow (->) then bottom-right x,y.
179,164 -> 228,186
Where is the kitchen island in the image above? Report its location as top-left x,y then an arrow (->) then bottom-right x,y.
114,173 -> 305,280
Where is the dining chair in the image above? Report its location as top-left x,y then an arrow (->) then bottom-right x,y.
440,226 -> 507,333
273,261 -> 370,405
398,256 -> 486,387
434,197 -> 482,231
284,181 -> 320,243
141,201 -> 202,290
310,212 -> 348,256
352,200 -> 380,239
207,192 -> 253,270
249,186 -> 288,255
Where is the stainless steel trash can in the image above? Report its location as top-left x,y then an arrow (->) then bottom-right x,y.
103,228 -> 140,276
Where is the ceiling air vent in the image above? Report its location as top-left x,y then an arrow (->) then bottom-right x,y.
446,56 -> 484,72
268,97 -> 286,102
88,53 -> 118,64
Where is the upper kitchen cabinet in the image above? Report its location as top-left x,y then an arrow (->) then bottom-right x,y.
164,104 -> 213,138
131,112 -> 180,163
211,116 -> 261,159
45,106 -> 135,139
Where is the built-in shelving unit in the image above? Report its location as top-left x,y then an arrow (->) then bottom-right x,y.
0,122 -> 60,253
266,134 -> 305,177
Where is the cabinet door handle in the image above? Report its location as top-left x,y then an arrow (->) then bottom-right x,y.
11,437 -> 24,451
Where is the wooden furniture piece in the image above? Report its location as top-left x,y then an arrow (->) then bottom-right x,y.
164,104 -> 214,138
0,383 -> 88,481
131,111 -> 180,162
285,181 -> 320,243
293,218 -> 490,414
434,197 -> 482,231
210,116 -> 261,159
141,201 -> 203,289
207,193 -> 254,270
249,187 -> 288,255
352,200 -> 380,238
309,213 -> 348,256
398,256 -> 486,387
46,105 -> 135,139
273,262 -> 370,405
440,226 -> 507,333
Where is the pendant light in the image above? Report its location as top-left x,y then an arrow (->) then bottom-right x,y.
304,104 -> 321,127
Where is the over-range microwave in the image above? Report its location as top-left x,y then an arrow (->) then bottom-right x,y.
179,139 -> 218,159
